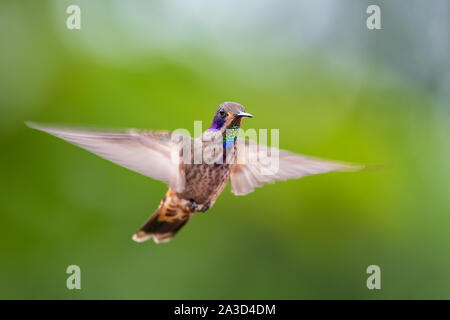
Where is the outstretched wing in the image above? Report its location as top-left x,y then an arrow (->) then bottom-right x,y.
26,122 -> 185,191
230,140 -> 363,196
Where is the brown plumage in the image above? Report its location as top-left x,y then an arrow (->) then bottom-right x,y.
26,102 -> 363,243
133,189 -> 194,243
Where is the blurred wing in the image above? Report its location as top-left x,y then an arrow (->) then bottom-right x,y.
230,140 -> 363,196
26,122 -> 183,190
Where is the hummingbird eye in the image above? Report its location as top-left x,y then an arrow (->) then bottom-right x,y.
219,109 -> 225,117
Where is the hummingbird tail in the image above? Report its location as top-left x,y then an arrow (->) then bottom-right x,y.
132,189 -> 194,244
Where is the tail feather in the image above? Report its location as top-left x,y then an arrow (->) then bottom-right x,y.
132,189 -> 193,244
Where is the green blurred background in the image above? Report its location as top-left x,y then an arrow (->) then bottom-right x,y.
1,0 -> 450,299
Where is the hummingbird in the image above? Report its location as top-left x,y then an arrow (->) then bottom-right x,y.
26,102 -> 362,243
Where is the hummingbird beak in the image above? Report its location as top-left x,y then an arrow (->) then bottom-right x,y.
234,112 -> 253,118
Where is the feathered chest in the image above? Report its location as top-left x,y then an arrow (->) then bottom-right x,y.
180,162 -> 232,204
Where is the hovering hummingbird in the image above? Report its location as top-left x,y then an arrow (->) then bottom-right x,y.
27,102 -> 362,243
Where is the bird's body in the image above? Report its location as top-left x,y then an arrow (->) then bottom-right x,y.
27,102 -> 363,243
180,162 -> 231,209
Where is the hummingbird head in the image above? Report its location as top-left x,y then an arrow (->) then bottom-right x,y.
208,102 -> 253,149
209,102 -> 253,131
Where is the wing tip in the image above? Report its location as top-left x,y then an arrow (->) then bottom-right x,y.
341,163 -> 366,172
25,121 -> 59,134
25,121 -> 40,130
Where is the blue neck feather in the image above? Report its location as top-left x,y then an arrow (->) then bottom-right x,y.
209,116 -> 240,149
